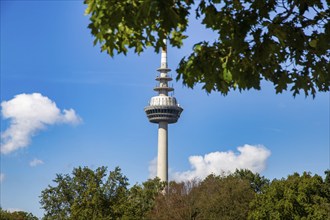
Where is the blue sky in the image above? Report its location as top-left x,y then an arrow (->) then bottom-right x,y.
1,0 -> 329,217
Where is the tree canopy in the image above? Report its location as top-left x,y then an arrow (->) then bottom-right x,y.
84,0 -> 329,97
0,208 -> 38,220
248,172 -> 330,219
39,167 -> 330,219
40,166 -> 163,220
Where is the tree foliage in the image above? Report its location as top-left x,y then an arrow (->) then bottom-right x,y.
149,180 -> 200,219
0,208 -> 38,220
150,170 -> 266,219
233,168 -> 270,193
40,166 -> 129,219
40,167 -> 330,219
194,174 -> 255,219
248,172 -> 330,220
84,0 -> 329,97
122,178 -> 164,219
39,166 -> 163,220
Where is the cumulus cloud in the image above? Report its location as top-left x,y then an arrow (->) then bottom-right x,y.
148,157 -> 157,179
1,93 -> 82,154
171,144 -> 271,182
6,208 -> 24,213
0,173 -> 5,183
29,158 -> 44,167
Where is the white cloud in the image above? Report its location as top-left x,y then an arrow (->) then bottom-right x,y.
171,144 -> 271,182
29,158 -> 44,167
0,173 -> 5,183
1,93 -> 82,154
148,157 -> 157,179
6,208 -> 24,213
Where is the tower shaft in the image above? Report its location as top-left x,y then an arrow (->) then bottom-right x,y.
157,121 -> 168,182
157,45 -> 169,182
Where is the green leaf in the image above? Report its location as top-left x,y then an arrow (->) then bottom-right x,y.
223,68 -> 232,82
309,39 -> 317,48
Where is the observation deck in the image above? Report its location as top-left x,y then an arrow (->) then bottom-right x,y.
145,96 -> 183,124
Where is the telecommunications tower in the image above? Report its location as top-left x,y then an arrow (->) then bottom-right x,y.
144,40 -> 183,182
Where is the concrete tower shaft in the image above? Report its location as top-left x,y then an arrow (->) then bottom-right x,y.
144,40 -> 183,182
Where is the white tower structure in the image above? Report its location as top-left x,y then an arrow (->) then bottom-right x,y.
145,40 -> 183,182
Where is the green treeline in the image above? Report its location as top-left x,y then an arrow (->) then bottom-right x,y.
2,167 -> 329,219
0,208 -> 38,220
39,167 -> 330,220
